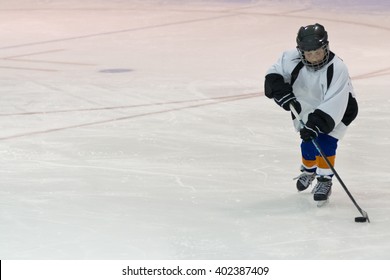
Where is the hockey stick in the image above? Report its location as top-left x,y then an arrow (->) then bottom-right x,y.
289,103 -> 370,223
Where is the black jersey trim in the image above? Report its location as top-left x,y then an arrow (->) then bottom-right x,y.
290,61 -> 304,86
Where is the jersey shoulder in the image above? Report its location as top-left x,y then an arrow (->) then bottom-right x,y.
282,49 -> 301,63
327,52 -> 349,73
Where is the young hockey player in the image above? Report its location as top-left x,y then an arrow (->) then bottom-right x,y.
264,23 -> 358,202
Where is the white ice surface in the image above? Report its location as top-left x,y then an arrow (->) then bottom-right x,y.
0,0 -> 390,260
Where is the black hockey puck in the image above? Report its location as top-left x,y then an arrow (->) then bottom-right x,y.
355,217 -> 368,223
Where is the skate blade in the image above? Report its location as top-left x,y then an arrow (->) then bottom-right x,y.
317,199 -> 329,207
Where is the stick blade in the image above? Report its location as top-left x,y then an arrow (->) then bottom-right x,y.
355,216 -> 369,223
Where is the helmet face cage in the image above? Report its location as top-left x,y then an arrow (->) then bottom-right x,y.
297,44 -> 330,71
296,23 -> 330,70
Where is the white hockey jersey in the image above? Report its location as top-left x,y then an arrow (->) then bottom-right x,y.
266,49 -> 357,140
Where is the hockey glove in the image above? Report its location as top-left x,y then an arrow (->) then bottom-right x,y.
264,74 -> 301,112
300,110 -> 336,141
300,121 -> 320,141
275,93 -> 302,112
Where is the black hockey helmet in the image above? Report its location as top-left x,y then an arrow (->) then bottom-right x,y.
296,23 -> 328,51
296,23 -> 330,70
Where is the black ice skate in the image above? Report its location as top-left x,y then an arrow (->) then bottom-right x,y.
313,176 -> 332,204
294,171 -> 316,191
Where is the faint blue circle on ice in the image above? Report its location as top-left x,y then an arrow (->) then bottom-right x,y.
99,68 -> 133,73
